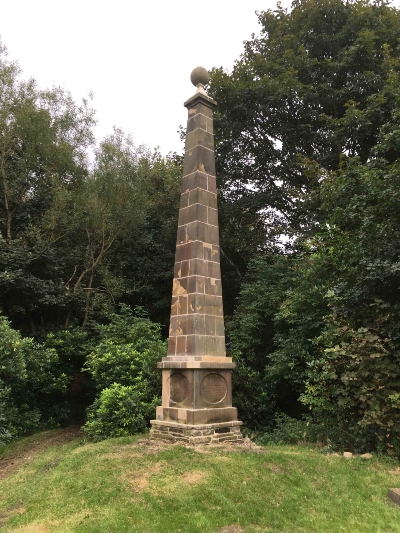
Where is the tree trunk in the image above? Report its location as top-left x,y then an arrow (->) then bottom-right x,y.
65,308 -> 71,329
28,311 -> 36,336
82,270 -> 94,327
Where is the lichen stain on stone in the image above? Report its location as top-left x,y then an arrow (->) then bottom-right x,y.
173,279 -> 187,296
212,248 -> 219,257
189,303 -> 194,312
210,278 -> 216,286
171,300 -> 179,314
176,326 -> 183,335
178,268 -> 182,277
189,108 -> 196,115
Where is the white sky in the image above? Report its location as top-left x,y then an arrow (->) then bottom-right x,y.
1,0 -> 292,155
2,0 -> 399,156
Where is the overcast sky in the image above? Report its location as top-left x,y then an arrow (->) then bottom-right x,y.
2,1 -> 399,156
1,0 -> 295,155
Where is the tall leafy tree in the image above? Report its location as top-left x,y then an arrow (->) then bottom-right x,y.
209,0 -> 400,238
0,41 -> 95,332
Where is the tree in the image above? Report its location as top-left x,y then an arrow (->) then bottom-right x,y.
0,41 -> 96,332
218,1 -> 400,453
58,129 -> 152,326
209,0 -> 400,239
0,314 -> 68,442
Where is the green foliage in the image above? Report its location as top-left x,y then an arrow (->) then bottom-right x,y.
228,255 -> 297,428
0,315 -> 69,442
217,1 -> 400,455
279,63 -> 400,453
83,384 -> 154,441
259,414 -> 310,445
83,306 -> 164,440
210,0 -> 400,229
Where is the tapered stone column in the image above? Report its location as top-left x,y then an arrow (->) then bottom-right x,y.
150,67 -> 243,445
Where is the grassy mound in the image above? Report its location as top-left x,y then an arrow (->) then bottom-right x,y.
1,428 -> 400,532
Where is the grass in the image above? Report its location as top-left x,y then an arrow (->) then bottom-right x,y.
1,429 -> 400,532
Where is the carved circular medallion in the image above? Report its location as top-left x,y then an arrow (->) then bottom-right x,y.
200,373 -> 227,405
168,373 -> 188,404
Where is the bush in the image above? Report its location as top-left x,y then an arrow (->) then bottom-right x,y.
83,306 -> 165,441
0,315 -> 69,443
83,383 -> 156,441
259,414 -> 311,445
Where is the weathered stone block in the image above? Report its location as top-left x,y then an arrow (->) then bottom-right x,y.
212,245 -> 220,262
204,315 -> 216,336
203,260 -> 221,279
175,241 -> 204,262
182,171 -> 208,192
208,207 -> 218,226
174,260 -> 190,279
185,129 -> 214,152
186,221 -> 219,246
176,336 -> 187,355
203,294 -> 223,316
173,296 -> 184,314
188,187 -> 217,209
215,316 -> 225,336
186,113 -> 207,135
180,191 -> 190,208
179,204 -> 208,226
205,277 -> 222,296
187,275 -> 205,294
167,337 -> 176,355
192,102 -> 213,119
183,145 -> 216,177
190,436 -> 212,444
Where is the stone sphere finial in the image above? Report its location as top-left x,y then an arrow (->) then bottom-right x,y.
190,67 -> 210,88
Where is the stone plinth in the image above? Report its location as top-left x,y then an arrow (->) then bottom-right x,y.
150,420 -> 243,445
150,69 -> 242,444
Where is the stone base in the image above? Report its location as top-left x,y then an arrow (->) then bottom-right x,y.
156,405 -> 239,425
150,419 -> 243,445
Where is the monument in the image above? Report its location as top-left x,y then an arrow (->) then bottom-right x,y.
150,67 -> 243,445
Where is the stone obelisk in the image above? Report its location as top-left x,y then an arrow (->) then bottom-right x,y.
150,67 -> 243,445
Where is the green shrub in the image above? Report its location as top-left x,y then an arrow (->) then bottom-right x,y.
0,315 -> 69,443
83,306 -> 165,441
83,383 -> 156,441
259,414 -> 311,445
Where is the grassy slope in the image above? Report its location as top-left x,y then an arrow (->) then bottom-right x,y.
1,430 -> 400,533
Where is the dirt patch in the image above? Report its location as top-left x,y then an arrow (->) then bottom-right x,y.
217,525 -> 243,533
181,470 -> 206,484
11,525 -> 49,533
0,426 -> 83,481
136,438 -> 183,454
268,464 -> 284,474
123,461 -> 165,494
135,437 -> 264,455
389,467 -> 400,475
0,501 -> 26,528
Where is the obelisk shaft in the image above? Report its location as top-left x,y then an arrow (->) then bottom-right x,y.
167,91 -> 226,360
